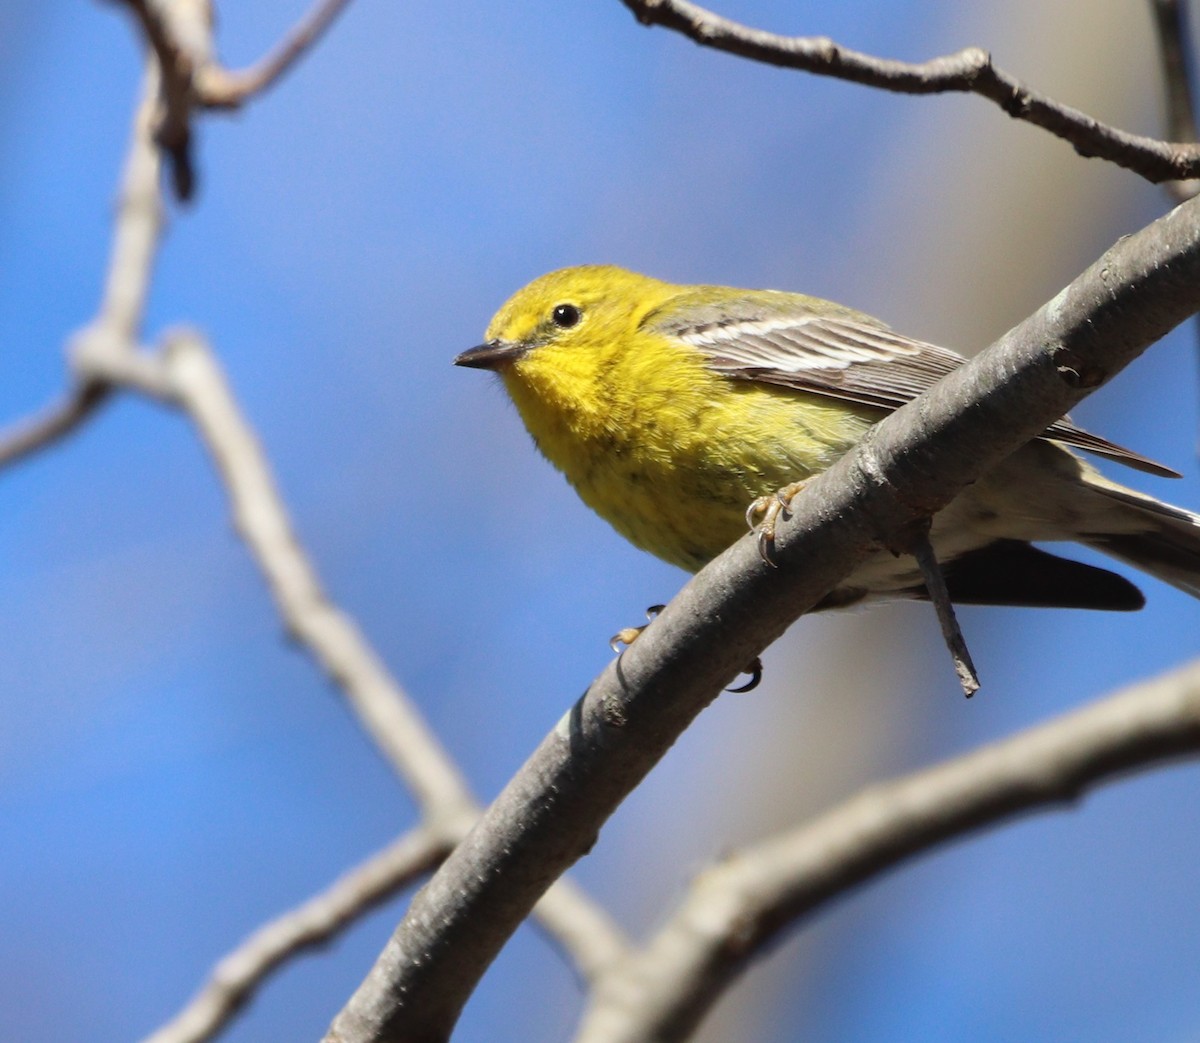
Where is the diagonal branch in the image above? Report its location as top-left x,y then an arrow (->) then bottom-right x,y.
0,383 -> 112,471
323,189 -> 1200,1043
618,0 -> 1200,183
136,328 -> 631,1026
574,657 -> 1200,1042
141,828 -> 448,1043
155,329 -> 630,982
159,328 -> 478,819
196,0 -> 357,106
12,31 -> 626,1040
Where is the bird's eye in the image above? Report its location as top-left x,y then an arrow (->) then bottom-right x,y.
551,303 -> 582,329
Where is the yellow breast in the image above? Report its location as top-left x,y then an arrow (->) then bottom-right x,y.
503,335 -> 876,571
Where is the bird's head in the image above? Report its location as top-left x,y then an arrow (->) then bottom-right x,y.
455,264 -> 718,459
455,265 -> 675,387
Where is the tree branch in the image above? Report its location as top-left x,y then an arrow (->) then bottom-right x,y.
141,829 -> 448,1043
11,27 -> 624,1031
76,58 -> 169,358
617,0 -> 1200,183
574,657 -> 1200,1042
107,0 -> 211,200
159,329 -> 479,819
323,190 -> 1200,1043
196,0 -> 356,106
1150,0 -> 1200,201
0,383 -> 111,470
109,0 -> 354,198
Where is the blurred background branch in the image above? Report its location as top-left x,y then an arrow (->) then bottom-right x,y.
1151,0 -> 1200,201
575,656 -> 1200,1042
110,0 -> 355,199
1,5 -> 624,1041
143,827 -> 447,1043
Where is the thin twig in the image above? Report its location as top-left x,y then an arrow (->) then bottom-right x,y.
159,328 -> 478,818
141,829 -> 448,1043
1150,0 -> 1200,201
911,529 -> 979,697
618,0 -> 1200,183
83,57 -> 168,349
575,657 -> 1200,1043
0,384 -> 112,470
110,0 -> 357,198
197,0 -> 357,106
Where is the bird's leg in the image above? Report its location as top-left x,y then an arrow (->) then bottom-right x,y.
746,480 -> 809,566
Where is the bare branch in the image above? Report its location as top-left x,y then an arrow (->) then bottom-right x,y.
323,189 -> 1200,1043
142,829 -> 448,1043
107,0 -> 213,200
0,59 -> 162,466
142,829 -> 625,1043
84,58 -> 168,348
161,329 -> 478,816
575,658 -> 1200,1042
108,0 -> 357,198
530,879 -> 631,987
0,384 -> 111,470
160,328 -> 631,990
1150,0 -> 1200,201
197,0 -> 357,106
93,16 -> 478,820
8,33 -> 624,1017
618,0 -> 1200,183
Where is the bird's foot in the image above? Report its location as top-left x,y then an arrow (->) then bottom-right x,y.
727,656 -> 763,693
611,607 -> 764,694
609,604 -> 667,653
746,481 -> 808,566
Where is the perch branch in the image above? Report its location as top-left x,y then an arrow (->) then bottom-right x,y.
323,186 -> 1200,1043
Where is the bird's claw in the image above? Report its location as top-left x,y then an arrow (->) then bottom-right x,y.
726,656 -> 763,693
746,481 -> 808,566
609,604 -> 667,653
610,607 -> 764,693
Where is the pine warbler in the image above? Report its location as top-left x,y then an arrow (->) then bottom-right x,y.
456,265 -> 1200,611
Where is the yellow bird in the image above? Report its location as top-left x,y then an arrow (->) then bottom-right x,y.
456,264 -> 1200,614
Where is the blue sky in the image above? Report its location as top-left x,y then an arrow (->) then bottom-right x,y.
3,3 -> 1200,1042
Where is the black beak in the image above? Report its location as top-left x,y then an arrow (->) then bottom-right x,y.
453,340 -> 527,370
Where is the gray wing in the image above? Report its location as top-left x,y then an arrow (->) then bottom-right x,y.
671,309 -> 1179,479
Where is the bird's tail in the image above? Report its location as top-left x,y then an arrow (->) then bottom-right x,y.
1080,476 -> 1200,599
